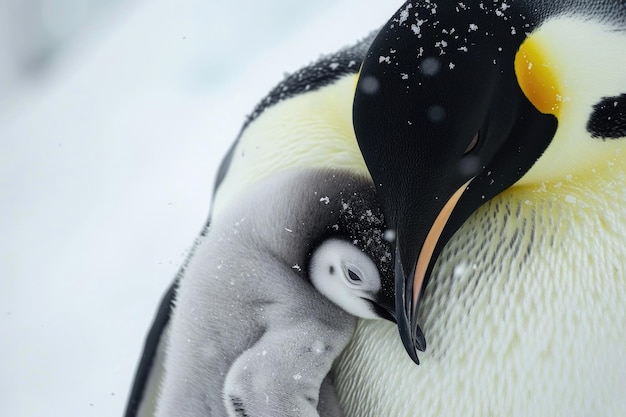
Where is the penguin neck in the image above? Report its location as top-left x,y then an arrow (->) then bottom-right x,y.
212,75 -> 369,217
421,162 -> 626,337
446,161 -> 626,275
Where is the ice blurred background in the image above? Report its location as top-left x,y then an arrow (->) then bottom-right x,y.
0,0 -> 398,416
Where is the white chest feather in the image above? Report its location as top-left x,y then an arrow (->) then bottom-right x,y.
212,75 -> 368,217
335,174 -> 626,416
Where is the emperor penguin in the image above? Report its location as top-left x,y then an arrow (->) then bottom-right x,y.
126,1 -> 626,416
124,34 -> 386,417
334,0 -> 626,416
155,169 -> 394,417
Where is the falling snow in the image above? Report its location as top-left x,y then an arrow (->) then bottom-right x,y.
384,230 -> 396,243
453,262 -> 468,278
398,3 -> 413,25
312,340 -> 326,354
565,195 -> 577,205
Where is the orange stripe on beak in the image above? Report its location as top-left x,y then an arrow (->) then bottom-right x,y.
412,179 -> 473,308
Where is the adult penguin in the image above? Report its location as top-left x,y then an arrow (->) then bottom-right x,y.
336,0 -> 626,416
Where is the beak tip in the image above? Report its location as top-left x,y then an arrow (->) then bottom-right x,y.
393,240 -> 427,365
397,312 -> 425,365
413,324 -> 427,352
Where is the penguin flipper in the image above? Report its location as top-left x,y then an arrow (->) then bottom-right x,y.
316,373 -> 345,417
222,317 -> 354,417
124,278 -> 178,417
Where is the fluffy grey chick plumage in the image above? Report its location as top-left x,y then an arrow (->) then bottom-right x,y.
155,169 -> 394,417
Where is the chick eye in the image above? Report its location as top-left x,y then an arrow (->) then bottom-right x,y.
463,133 -> 479,155
347,269 -> 363,284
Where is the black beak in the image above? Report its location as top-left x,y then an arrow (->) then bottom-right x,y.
394,243 -> 425,365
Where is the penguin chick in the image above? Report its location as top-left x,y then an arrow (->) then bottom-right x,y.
309,238 -> 387,321
154,169 -> 394,417
124,32 -> 379,417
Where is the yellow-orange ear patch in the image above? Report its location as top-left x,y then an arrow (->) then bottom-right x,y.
514,36 -> 562,116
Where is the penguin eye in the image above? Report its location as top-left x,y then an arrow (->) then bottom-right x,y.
463,133 -> 479,155
347,269 -> 363,284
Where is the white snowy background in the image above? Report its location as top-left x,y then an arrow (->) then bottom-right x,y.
0,0 -> 399,416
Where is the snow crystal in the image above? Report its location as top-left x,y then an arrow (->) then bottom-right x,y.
359,75 -> 380,95
319,196 -> 330,204
411,17 -> 428,37
565,195 -> 577,205
420,57 -> 441,76
427,105 -> 446,123
435,39 -> 448,49
379,55 -> 391,64
329,62 -> 340,70
458,156 -> 480,176
312,340 -> 326,354
469,23 -> 478,32
453,262 -> 468,278
384,229 -> 396,243
399,3 -> 413,25
292,264 -> 302,272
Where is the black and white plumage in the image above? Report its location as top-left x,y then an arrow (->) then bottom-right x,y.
127,1 -> 626,416
337,0 -> 626,415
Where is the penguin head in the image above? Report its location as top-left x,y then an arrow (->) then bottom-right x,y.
309,238 -> 394,321
236,169 -> 397,323
352,1 -> 626,363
